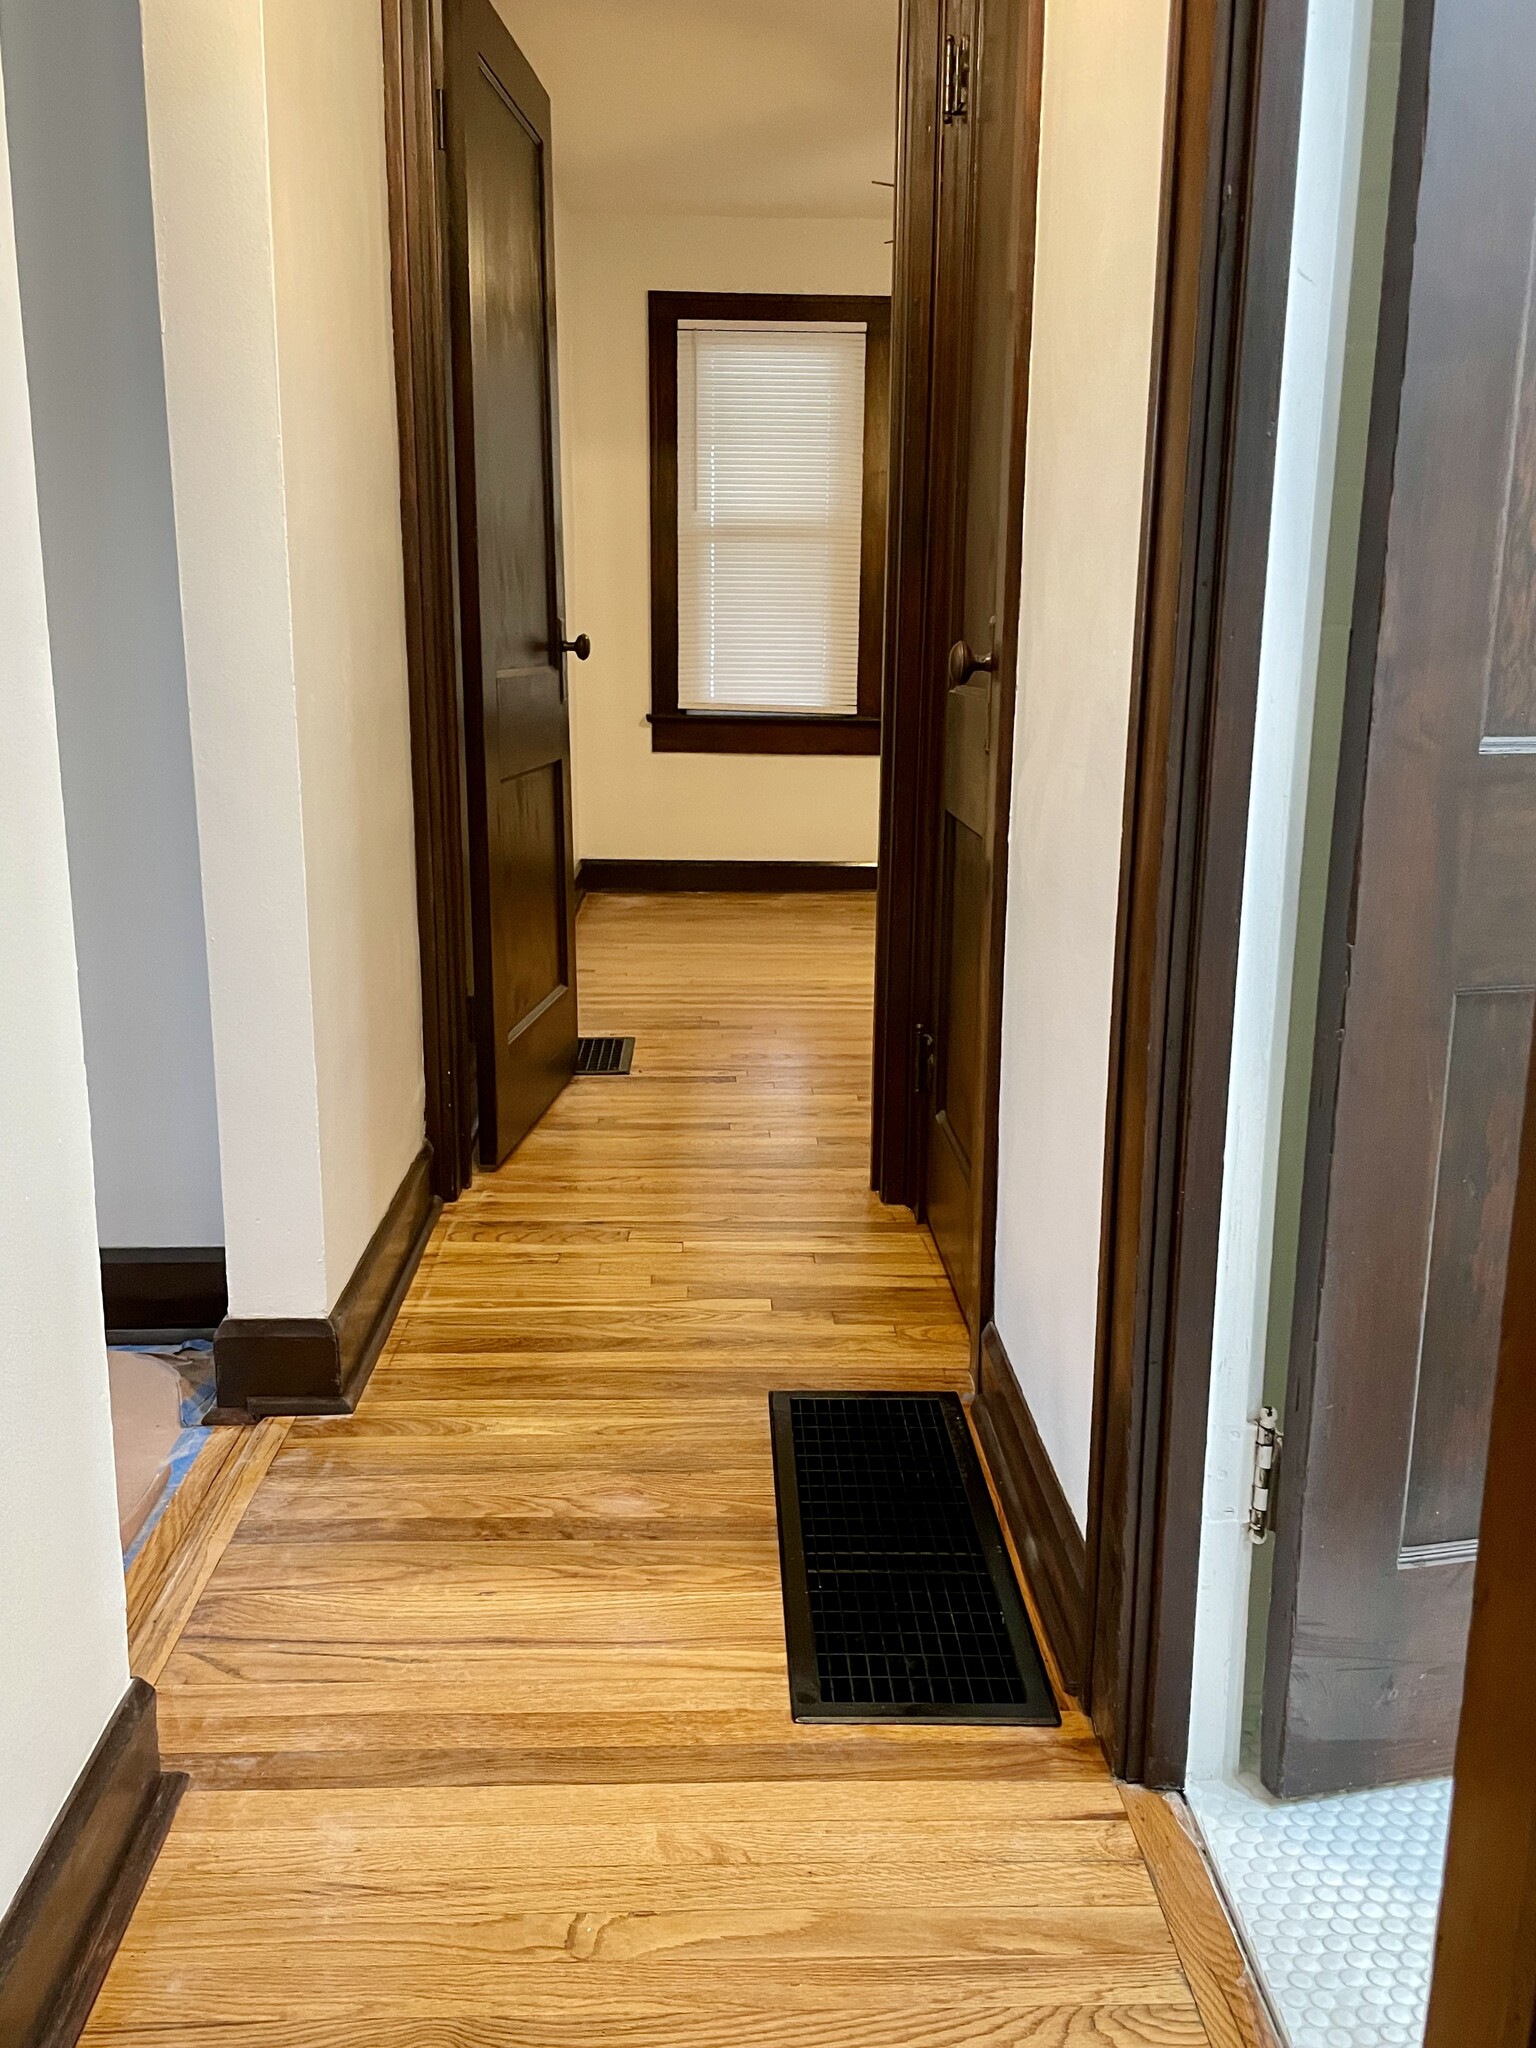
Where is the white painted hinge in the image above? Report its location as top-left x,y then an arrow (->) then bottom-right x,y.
1247,1406 -> 1282,1542
942,34 -> 971,124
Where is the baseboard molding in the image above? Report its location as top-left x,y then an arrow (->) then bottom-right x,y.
100,1248 -> 227,1343
213,1146 -> 438,1415
972,1321 -> 1089,1698
0,1681 -> 185,2048
577,859 -> 878,894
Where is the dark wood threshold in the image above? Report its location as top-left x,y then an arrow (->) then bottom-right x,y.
578,859 -> 877,895
100,1248 -> 227,1343
971,1321 -> 1089,1697
648,711 -> 881,756
0,1680 -> 185,2048
213,1145 -> 439,1415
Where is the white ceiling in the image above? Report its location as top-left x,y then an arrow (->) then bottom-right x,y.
490,0 -> 900,219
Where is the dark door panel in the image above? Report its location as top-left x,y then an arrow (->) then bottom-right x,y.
445,0 -> 578,1167
919,0 -> 1041,1333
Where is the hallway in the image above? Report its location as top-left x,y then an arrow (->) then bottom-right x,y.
83,894 -> 1210,2044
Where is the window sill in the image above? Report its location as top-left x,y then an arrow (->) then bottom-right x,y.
648,712 -> 881,757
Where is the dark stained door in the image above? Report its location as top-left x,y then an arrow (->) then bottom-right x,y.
1265,0 -> 1536,1798
444,0 -> 578,1166
920,0 -> 1041,1328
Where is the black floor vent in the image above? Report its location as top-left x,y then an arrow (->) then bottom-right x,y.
770,1393 -> 1059,1725
574,1035 -> 634,1076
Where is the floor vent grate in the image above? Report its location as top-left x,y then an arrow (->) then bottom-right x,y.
574,1035 -> 634,1076
770,1392 -> 1059,1724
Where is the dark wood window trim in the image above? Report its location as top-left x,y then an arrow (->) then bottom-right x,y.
647,290 -> 890,757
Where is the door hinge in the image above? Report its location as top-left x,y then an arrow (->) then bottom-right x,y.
1247,1406 -> 1282,1542
915,1025 -> 937,1096
942,34 -> 971,124
434,85 -> 447,152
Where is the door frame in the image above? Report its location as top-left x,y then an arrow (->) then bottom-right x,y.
1084,0 -> 1313,1781
381,0 -> 476,1203
871,0 -> 944,1213
1258,0 -> 1442,1796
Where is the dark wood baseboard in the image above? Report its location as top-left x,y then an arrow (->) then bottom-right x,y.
577,859 -> 878,894
213,1146 -> 438,1415
0,1680 -> 185,2048
972,1321 -> 1090,1697
100,1248 -> 227,1342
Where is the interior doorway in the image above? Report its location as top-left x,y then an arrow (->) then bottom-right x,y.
385,0 -> 897,1203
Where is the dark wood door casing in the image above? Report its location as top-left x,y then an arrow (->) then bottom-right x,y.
381,0 -> 475,1201
1082,0 -> 1312,1781
872,0 -> 945,1211
442,0 -> 579,1168
1264,0 -> 1536,1798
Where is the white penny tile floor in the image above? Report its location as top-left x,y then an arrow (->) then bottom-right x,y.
1187,1774 -> 1452,2048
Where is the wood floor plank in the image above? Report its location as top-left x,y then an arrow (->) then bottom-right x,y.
82,894 -> 1209,2045
124,1426 -> 245,1639
1121,1790 -> 1280,2048
128,1418 -> 292,1685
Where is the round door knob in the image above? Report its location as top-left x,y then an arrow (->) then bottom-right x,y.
560,632 -> 591,661
948,637 -> 997,686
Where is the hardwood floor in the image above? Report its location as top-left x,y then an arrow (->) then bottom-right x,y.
83,893 -> 1210,2045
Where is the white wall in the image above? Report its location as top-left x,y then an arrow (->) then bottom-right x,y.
0,0 -> 222,1250
141,0 -> 424,1317
0,50 -> 131,1912
263,0 -> 427,1294
992,0 -> 1174,1531
559,212 -> 888,862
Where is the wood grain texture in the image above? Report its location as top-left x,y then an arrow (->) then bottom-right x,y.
124,1431 -> 244,1647
127,1421 -> 291,1686
1121,1789 -> 1280,2048
83,895 -> 1210,2045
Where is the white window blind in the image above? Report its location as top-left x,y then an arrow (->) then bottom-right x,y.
677,319 -> 867,716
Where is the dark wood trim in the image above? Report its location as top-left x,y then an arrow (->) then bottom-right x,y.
647,290 -> 891,752
969,0 -> 1049,1354
972,1323 -> 1089,1698
380,0 -> 474,1203
647,712 -> 881,756
0,1681 -> 185,2048
871,0 -> 1046,1263
100,1249 -> 227,1342
213,1146 -> 438,1415
871,0 -> 944,1210
1423,1009 -> 1536,2044
1083,0 -> 1310,1783
577,859 -> 877,895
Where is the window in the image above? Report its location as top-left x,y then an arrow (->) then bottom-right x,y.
648,292 -> 890,754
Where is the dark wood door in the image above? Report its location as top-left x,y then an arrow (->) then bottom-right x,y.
920,0 -> 1041,1330
1265,0 -> 1536,1798
444,0 -> 578,1167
